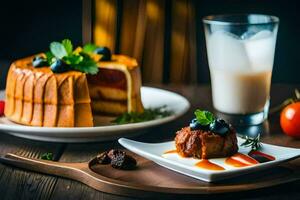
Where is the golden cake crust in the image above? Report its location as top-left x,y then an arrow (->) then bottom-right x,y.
5,55 -> 93,127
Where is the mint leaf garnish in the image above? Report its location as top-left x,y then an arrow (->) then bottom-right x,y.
83,43 -> 98,53
43,39 -> 99,74
70,52 -> 98,74
194,109 -> 215,125
72,58 -> 99,75
50,42 -> 68,59
45,51 -> 55,65
41,152 -> 53,161
62,39 -> 73,55
62,54 -> 83,65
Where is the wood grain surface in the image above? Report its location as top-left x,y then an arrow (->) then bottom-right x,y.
0,84 -> 299,200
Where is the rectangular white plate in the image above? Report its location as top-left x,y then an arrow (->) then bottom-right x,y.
119,137 -> 300,182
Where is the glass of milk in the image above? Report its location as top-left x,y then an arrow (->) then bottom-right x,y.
203,14 -> 279,125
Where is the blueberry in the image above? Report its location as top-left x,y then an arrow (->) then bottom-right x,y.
50,59 -> 69,73
94,47 -> 111,61
190,118 -> 210,131
191,118 -> 198,124
32,56 -> 47,68
190,119 -> 200,130
209,119 -> 229,135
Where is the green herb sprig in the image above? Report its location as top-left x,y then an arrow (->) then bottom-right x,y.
194,109 -> 215,125
112,106 -> 173,124
44,39 -> 99,74
240,134 -> 262,151
269,89 -> 300,115
40,152 -> 54,161
82,43 -> 98,53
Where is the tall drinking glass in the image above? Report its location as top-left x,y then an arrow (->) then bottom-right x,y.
203,14 -> 279,125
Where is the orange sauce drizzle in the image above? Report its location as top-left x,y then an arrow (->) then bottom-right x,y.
225,153 -> 259,167
195,159 -> 225,171
163,149 -> 177,154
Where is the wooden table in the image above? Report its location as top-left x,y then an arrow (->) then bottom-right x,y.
0,84 -> 299,200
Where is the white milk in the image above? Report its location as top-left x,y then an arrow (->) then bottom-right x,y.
206,30 -> 276,114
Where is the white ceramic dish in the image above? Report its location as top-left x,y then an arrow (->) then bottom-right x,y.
0,87 -> 190,142
119,137 -> 300,182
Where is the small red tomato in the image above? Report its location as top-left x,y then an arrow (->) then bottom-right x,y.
280,102 -> 300,138
0,101 -> 4,116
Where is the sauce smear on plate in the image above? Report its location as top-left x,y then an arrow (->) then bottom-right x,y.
225,153 -> 259,167
248,151 -> 275,163
164,150 -> 177,154
195,159 -> 225,171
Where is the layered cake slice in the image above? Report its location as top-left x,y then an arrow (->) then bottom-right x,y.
4,40 -> 144,127
87,55 -> 144,115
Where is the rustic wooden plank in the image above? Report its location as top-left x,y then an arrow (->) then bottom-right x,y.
132,0 -> 147,65
0,133 -> 64,159
93,0 -> 118,52
50,142 -> 139,200
169,0 -> 197,84
139,0 -> 166,83
82,0 -> 92,44
0,133 -> 65,200
119,0 -> 140,56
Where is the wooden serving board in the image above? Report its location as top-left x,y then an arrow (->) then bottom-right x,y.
0,151 -> 299,198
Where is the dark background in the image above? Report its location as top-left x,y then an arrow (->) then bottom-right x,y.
0,0 -> 299,89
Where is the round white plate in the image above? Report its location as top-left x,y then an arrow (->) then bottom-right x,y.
0,87 -> 190,142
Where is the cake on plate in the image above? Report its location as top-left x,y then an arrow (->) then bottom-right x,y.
4,40 -> 144,127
